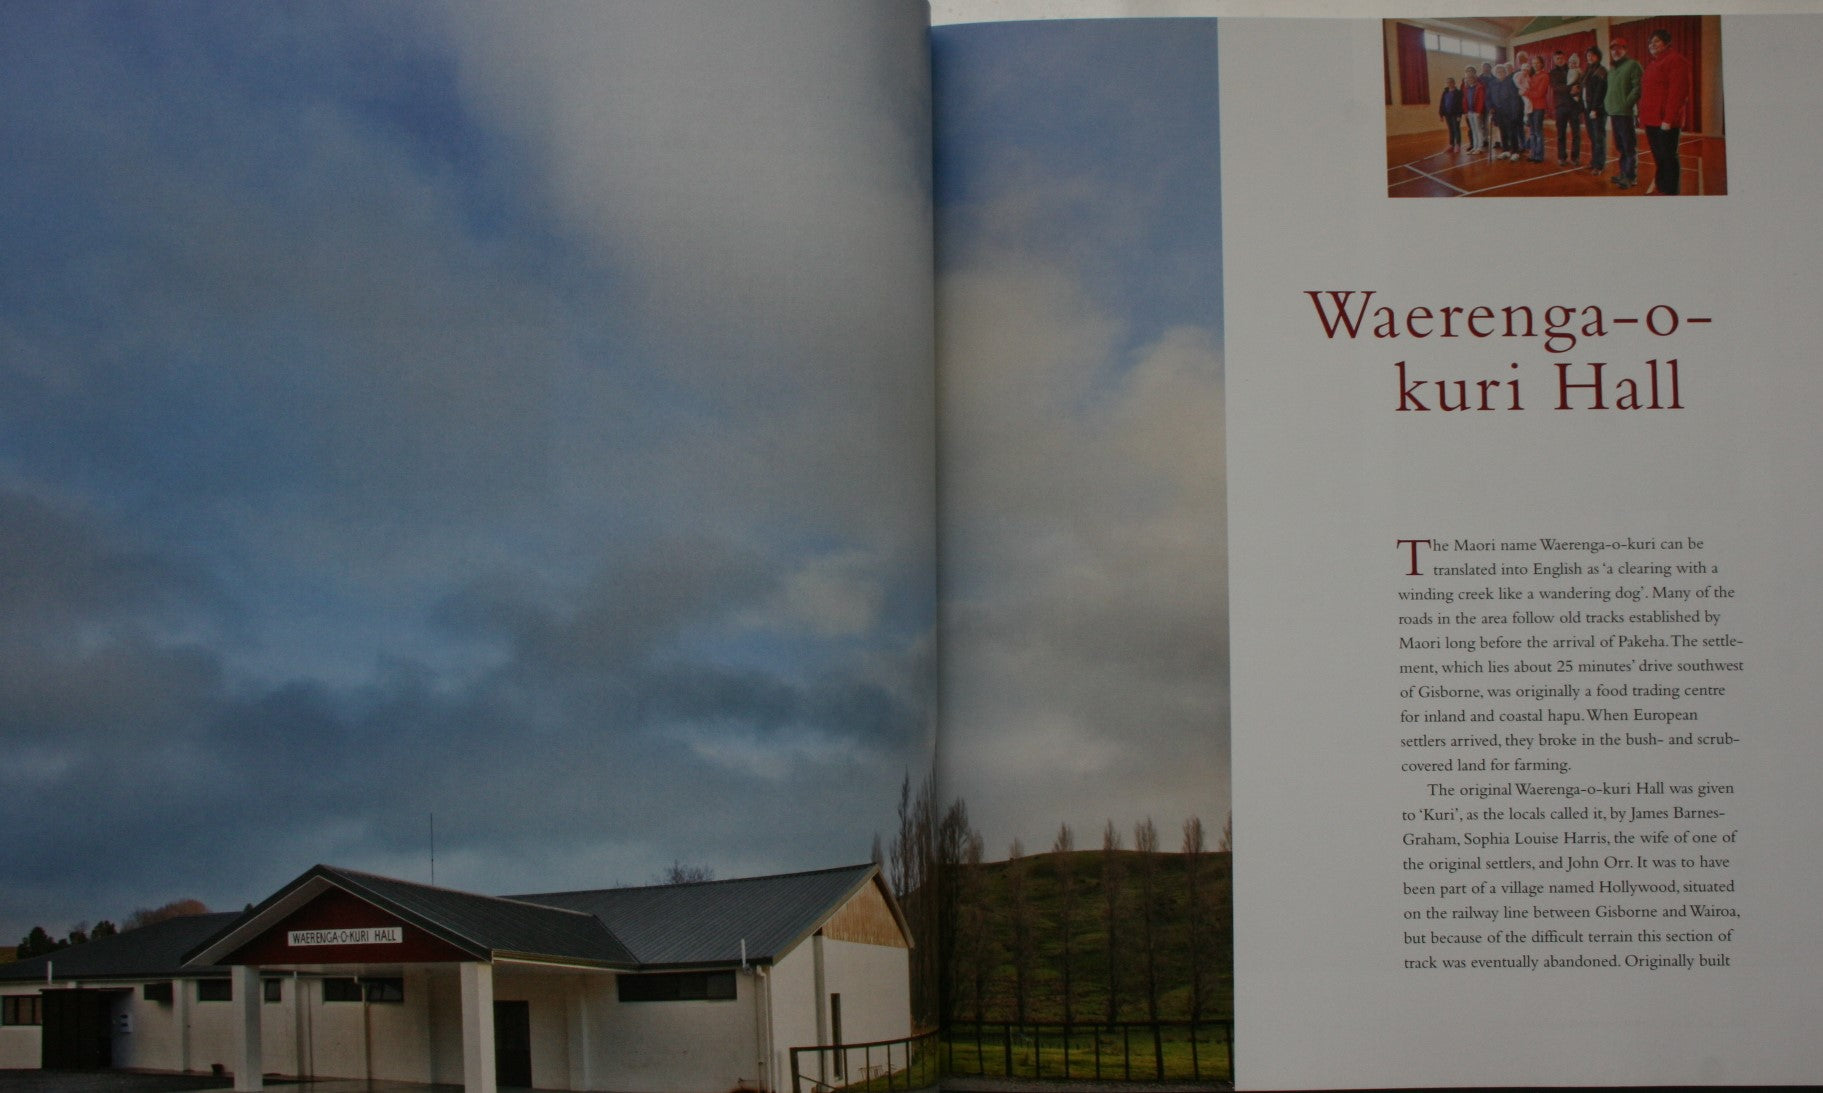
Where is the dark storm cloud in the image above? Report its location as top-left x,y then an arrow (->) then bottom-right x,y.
0,489 -> 216,631
2,575 -> 929,932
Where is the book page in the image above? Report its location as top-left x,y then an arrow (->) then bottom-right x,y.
1223,14 -> 1822,1089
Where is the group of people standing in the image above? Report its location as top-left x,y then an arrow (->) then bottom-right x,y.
1437,30 -> 1692,194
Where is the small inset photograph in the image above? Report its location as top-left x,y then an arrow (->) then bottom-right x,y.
1384,17 -> 1725,197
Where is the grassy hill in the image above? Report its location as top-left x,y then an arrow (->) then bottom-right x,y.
938,846 -> 1232,1025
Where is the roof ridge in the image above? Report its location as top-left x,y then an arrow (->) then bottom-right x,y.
322,864 -> 606,922
509,861 -> 876,901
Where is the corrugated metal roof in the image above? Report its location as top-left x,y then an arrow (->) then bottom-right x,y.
511,862 -> 880,966
323,866 -> 637,966
0,913 -> 239,983
21,862 -> 891,980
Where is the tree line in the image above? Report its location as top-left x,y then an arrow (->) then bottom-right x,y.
12,898 -> 209,961
882,775 -> 1232,1030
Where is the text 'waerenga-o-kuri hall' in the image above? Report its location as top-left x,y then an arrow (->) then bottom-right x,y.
0,862 -> 913,1093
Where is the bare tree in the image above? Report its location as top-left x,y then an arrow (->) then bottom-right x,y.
887,772 -> 977,1029
659,861 -> 715,884
935,799 -> 975,1027
889,773 -> 938,1025
1052,822 -> 1078,1025
1101,820 -> 1125,1022
1134,819 -> 1164,1077
1133,820 -> 1161,1010
889,774 -> 929,903
1004,839 -> 1035,1025
1182,816 -> 1209,1022
961,832 -> 989,1023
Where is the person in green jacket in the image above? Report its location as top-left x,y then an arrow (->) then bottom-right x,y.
1604,37 -> 1645,188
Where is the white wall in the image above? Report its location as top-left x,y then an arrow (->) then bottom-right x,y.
768,934 -> 912,1091
86,979 -> 243,1075
822,939 -> 911,1050
768,942 -> 819,1087
256,977 -> 300,1075
93,974 -> 439,1082
366,973 -> 434,1082
187,981 -> 241,1074
585,971 -> 763,1093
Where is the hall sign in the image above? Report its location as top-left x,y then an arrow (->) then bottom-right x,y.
287,927 -> 403,947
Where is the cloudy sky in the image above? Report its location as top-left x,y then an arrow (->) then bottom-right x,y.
0,1 -> 936,943
932,20 -> 1229,856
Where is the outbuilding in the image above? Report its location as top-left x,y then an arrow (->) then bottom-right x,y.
0,862 -> 912,1093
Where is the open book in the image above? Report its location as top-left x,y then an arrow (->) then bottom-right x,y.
0,3 -> 1816,1090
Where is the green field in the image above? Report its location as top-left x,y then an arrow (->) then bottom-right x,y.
941,1021 -> 1232,1083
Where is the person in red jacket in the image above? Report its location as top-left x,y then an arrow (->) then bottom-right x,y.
1462,65 -> 1487,152
1640,28 -> 1693,194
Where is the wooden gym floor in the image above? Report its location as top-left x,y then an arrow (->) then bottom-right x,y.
1387,123 -> 1727,197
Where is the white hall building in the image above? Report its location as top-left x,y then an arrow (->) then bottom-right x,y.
0,862 -> 913,1093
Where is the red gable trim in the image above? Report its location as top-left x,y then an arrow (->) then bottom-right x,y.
225,886 -> 473,966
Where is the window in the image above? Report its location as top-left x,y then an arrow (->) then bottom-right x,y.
196,979 -> 232,1002
322,977 -> 362,1003
263,979 -> 283,1003
143,982 -> 174,1004
1423,30 -> 1498,61
319,977 -> 402,1003
363,977 -> 404,1004
617,971 -> 737,1003
2,995 -> 42,1026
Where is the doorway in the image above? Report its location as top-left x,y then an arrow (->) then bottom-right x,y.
39,989 -> 118,1069
493,999 -> 532,1088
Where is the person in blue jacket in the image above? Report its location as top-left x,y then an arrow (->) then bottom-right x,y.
1489,63 -> 1525,162
1439,78 -> 1464,151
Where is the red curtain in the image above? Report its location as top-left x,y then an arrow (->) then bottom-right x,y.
1612,16 -> 1704,130
1396,22 -> 1429,105
1384,29 -> 1392,104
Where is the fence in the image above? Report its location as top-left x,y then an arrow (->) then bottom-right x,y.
790,1020 -> 1233,1091
790,1029 -> 942,1093
941,1019 -> 1233,1084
